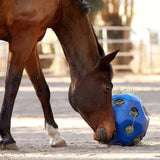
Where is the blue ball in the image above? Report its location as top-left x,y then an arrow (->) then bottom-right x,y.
109,93 -> 149,146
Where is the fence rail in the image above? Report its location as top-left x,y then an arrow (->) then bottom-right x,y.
0,26 -> 160,76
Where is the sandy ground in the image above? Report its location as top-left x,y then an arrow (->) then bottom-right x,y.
0,72 -> 160,160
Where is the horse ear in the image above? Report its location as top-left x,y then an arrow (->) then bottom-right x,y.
98,49 -> 120,70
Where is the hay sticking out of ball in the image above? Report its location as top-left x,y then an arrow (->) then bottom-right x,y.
113,87 -> 135,95
113,87 -> 150,116
113,87 -> 136,106
143,105 -> 150,116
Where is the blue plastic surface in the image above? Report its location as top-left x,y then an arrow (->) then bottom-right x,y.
109,93 -> 149,146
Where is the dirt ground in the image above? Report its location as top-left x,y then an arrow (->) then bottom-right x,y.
0,72 -> 160,160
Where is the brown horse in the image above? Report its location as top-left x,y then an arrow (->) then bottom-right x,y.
0,0 -> 119,149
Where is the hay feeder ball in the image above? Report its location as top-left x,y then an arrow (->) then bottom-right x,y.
109,93 -> 149,146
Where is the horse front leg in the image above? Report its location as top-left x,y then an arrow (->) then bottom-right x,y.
0,22 -> 40,149
0,50 -> 26,150
25,47 -> 66,147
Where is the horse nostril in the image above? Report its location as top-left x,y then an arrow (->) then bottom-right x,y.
112,131 -> 116,139
99,128 -> 107,143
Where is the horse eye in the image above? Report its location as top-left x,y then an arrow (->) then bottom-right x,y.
105,83 -> 113,92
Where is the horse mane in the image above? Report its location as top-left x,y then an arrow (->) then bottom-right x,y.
91,23 -> 113,79
91,24 -> 105,57
74,0 -> 105,57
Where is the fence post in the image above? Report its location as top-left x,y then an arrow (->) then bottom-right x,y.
102,27 -> 108,54
53,40 -> 68,75
146,29 -> 152,74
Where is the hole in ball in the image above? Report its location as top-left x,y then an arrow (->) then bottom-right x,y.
132,136 -> 141,145
125,125 -> 134,135
114,99 -> 125,106
130,107 -> 139,117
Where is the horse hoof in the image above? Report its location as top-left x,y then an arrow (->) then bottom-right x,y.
0,141 -> 18,150
50,139 -> 67,147
55,139 -> 67,147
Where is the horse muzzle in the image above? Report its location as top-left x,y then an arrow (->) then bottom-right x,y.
93,128 -> 116,144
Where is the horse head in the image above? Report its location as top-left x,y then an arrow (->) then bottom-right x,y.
70,50 -> 119,144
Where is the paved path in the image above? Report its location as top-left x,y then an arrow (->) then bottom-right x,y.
0,73 -> 160,160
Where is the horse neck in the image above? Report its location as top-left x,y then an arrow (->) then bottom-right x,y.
54,16 -> 100,82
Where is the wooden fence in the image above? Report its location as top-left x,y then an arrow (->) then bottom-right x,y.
0,26 -> 159,76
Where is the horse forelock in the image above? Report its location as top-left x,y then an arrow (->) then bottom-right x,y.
73,0 -> 90,15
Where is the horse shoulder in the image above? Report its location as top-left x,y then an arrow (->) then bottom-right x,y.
9,0 -> 60,26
